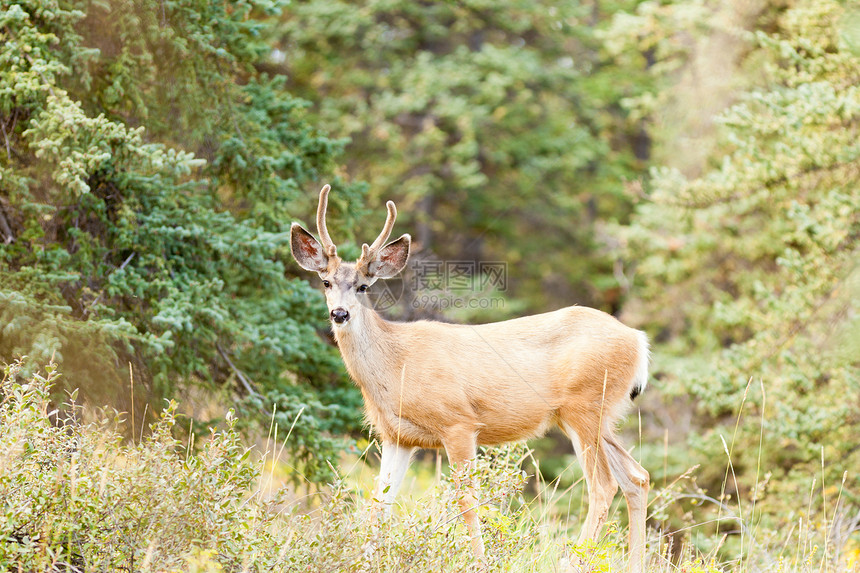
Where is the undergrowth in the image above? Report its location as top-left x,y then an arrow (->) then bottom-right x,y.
0,361 -> 855,572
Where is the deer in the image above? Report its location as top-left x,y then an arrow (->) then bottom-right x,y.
290,184 -> 651,572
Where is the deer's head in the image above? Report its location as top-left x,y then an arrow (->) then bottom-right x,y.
290,185 -> 411,327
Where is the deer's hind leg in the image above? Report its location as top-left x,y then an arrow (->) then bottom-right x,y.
603,434 -> 649,573
561,411 -> 650,573
560,419 -> 619,545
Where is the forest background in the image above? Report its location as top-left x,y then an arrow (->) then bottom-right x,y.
0,0 -> 858,571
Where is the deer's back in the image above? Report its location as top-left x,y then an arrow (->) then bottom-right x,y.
392,306 -> 642,445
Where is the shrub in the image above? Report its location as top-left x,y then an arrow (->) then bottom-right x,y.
0,360 -> 643,572
0,360 -> 286,571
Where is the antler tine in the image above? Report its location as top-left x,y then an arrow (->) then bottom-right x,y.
316,184 -> 337,257
365,200 -> 397,254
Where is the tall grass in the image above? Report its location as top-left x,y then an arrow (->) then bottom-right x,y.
0,361 -> 855,572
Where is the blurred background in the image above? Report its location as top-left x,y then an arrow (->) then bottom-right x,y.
1,0 -> 858,568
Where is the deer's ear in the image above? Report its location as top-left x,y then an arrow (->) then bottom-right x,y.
290,223 -> 329,273
366,234 -> 411,279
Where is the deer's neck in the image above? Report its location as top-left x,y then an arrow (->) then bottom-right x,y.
334,308 -> 443,448
333,306 -> 404,394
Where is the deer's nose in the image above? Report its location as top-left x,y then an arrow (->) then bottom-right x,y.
331,308 -> 350,324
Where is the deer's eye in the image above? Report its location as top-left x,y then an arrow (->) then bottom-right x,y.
322,280 -> 331,289
357,284 -> 369,293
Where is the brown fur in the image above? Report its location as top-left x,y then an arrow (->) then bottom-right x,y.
334,304 -> 643,450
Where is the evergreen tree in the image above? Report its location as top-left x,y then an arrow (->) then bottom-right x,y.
622,0 -> 860,535
0,0 -> 365,480
273,0 -> 654,314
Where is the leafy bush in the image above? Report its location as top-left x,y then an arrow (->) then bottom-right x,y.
0,360 -> 288,571
0,361 -> 548,571
4,361 -> 848,571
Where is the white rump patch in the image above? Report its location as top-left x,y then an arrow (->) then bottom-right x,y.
632,330 -> 650,397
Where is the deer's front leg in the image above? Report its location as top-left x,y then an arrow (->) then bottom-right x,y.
364,442 -> 415,562
371,441 -> 414,522
444,431 -> 486,564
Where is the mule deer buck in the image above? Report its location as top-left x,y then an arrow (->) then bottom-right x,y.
290,185 -> 651,572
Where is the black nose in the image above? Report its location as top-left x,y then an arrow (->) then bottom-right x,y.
331,308 -> 350,324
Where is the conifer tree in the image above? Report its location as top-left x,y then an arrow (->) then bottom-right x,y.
622,0 -> 860,528
0,0 -> 364,480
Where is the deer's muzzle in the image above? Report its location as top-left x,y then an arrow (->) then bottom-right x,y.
331,308 -> 350,324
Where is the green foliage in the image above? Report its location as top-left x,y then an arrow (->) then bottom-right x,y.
620,0 -> 860,546
275,0 -> 655,312
3,362 -> 848,571
234,383 -> 364,484
0,364 -> 577,571
0,361 -> 283,571
3,0 -> 859,566
0,0 -> 369,481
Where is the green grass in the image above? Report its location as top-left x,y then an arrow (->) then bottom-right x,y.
0,360 -> 856,572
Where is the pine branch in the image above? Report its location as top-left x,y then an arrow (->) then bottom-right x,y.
217,344 -> 260,397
